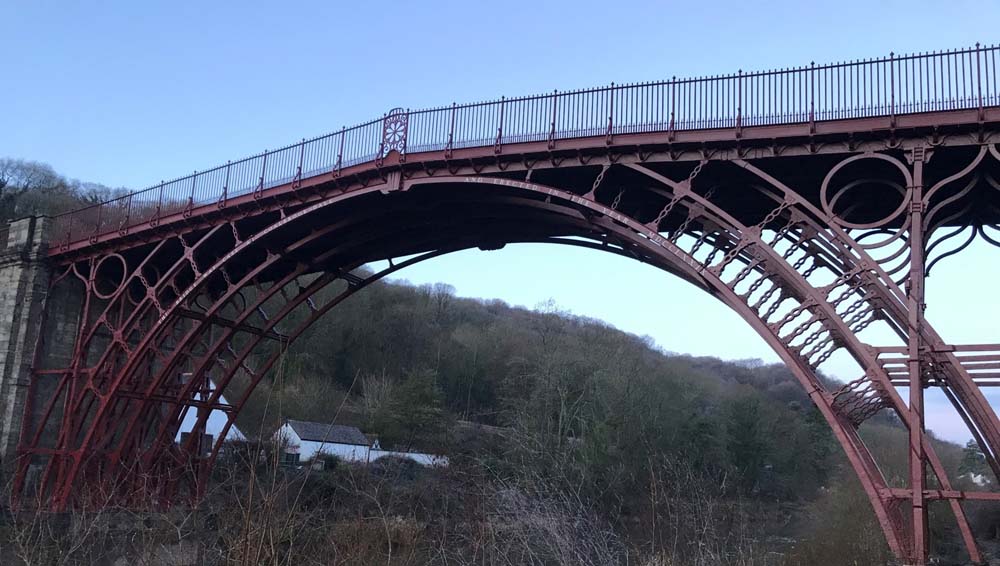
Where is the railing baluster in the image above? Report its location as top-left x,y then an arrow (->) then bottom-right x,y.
119,193 -> 132,235
977,43 -> 984,120
294,140 -> 305,188
548,90 -> 558,149
92,203 -> 103,244
606,83 -> 615,144
495,97 -> 505,154
809,62 -> 815,131
152,181 -> 163,226
890,52 -> 896,126
962,49 -> 968,106
219,162 -> 231,209
736,70 -> 743,135
186,172 -> 197,217
65,213 -> 74,249
992,46 -> 997,106
402,110 -> 410,159
255,153 -> 267,200
443,104 -> 454,157
669,77 -> 676,136
336,127 -> 345,175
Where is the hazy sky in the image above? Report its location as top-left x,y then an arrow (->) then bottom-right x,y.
4,1 -> 999,442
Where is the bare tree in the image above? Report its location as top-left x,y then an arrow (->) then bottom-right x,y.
0,158 -> 64,219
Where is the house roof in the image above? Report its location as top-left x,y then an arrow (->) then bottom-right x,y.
286,419 -> 369,446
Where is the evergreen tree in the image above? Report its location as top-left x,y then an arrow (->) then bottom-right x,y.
959,439 -> 988,477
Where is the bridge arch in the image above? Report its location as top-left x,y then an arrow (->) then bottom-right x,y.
19,163 -> 998,563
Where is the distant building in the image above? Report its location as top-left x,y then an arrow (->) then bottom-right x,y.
174,376 -> 246,455
275,418 -> 448,467
277,419 -> 370,465
369,439 -> 448,467
960,472 -> 991,487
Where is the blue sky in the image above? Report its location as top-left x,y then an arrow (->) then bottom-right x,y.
4,0 -> 999,442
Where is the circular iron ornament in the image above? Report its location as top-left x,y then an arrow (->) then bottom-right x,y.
827,178 -> 908,228
126,277 -> 147,306
820,153 -> 913,230
381,108 -> 408,156
92,253 -> 129,300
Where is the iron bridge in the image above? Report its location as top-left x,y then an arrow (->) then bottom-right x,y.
2,44 -> 1000,565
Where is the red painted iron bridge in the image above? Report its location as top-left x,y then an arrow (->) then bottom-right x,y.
3,44 -> 1000,565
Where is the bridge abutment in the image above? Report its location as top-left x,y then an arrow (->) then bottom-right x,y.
0,217 -> 52,473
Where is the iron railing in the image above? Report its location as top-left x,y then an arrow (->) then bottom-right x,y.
50,44 -> 1000,248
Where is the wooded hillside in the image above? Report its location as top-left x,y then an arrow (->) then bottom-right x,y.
225,275 -> 993,564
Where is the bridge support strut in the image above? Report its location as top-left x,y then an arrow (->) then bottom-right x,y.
907,148 -> 929,564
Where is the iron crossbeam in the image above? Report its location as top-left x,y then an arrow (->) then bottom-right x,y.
113,389 -> 236,412
176,308 -> 287,343
889,488 -> 1000,502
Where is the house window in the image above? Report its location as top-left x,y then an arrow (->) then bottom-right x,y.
281,451 -> 300,467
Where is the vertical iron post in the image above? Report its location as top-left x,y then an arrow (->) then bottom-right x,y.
295,140 -> 305,188
669,77 -> 676,137
336,128 -> 345,175
401,110 -> 409,160
907,146 -> 929,564
736,70 -> 743,136
120,193 -> 132,234
809,62 -> 816,132
548,90 -> 558,149
446,103 -> 456,157
152,181 -> 163,226
494,97 -> 505,154
890,52 -> 897,127
377,113 -> 387,162
255,152 -> 267,199
65,212 -> 75,248
220,162 -> 231,208
976,43 -> 984,121
92,203 -> 103,242
185,172 -> 196,217
606,83 -> 615,144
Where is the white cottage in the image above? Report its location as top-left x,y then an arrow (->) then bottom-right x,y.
277,419 -> 370,465
275,418 -> 449,467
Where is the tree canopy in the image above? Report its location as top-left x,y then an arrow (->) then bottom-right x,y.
0,157 -> 125,221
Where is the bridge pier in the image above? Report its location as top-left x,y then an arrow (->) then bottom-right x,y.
0,217 -> 52,474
